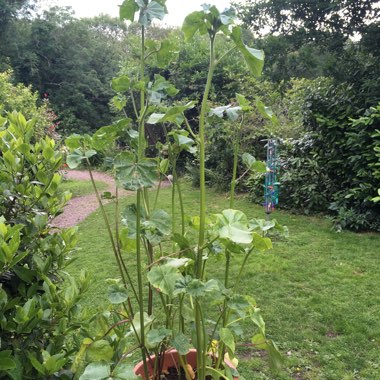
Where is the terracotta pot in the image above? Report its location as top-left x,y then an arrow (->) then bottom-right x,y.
134,349 -> 238,379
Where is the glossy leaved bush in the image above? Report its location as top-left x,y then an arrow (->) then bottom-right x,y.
0,112 -> 89,379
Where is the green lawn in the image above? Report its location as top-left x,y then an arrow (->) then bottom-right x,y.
66,182 -> 380,379
60,178 -> 108,197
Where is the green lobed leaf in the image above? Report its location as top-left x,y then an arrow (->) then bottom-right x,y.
256,99 -> 279,125
130,312 -> 154,336
172,333 -> 191,355
242,152 -> 255,169
145,1 -> 166,21
108,283 -> 129,304
230,26 -> 264,77
146,327 -> 171,348
86,340 -> 114,363
214,209 -> 252,245
119,0 -> 138,22
164,257 -> 192,269
157,39 -> 175,67
112,75 -> 131,92
227,295 -> 252,318
147,113 -> 165,124
181,278 -> 220,297
112,362 -> 140,380
251,161 -> 267,173
147,265 -> 181,297
92,122 -> 130,151
182,11 -> 208,42
66,149 -> 85,169
251,333 -> 269,350
252,232 -> 273,251
114,152 -> 157,191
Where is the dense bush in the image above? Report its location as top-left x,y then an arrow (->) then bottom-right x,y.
0,70 -> 56,138
0,112 -> 88,379
276,92 -> 380,230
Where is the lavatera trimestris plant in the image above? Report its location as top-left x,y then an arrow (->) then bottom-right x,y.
66,2 -> 287,379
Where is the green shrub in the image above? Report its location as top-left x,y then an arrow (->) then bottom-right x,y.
0,70 -> 56,138
0,112 -> 88,379
276,92 -> 380,230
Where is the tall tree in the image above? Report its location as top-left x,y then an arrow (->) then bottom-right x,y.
7,7 -> 128,134
234,0 -> 380,39
0,0 -> 36,68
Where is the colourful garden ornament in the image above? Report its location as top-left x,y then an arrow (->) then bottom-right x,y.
264,139 -> 279,217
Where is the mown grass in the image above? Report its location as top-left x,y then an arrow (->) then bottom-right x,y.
60,178 -> 108,197
66,182 -> 380,379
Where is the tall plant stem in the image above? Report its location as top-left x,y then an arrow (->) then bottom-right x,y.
147,240 -> 154,316
171,158 -> 176,241
139,25 -> 146,159
197,35 -> 215,277
176,177 -> 185,237
135,23 -> 149,379
229,118 -> 243,208
229,141 -> 239,209
136,189 -> 148,378
196,33 -> 216,380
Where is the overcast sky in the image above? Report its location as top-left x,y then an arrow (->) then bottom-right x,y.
41,0 -> 233,26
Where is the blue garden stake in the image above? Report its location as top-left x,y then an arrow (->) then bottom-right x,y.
264,139 -> 279,219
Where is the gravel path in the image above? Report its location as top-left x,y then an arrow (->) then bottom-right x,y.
51,170 -> 169,229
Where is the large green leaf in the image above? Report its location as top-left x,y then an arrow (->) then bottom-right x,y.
251,333 -> 269,350
112,75 -> 131,92
242,153 -> 267,173
214,209 -> 252,245
256,99 -> 279,125
172,333 -> 191,355
220,327 -> 235,353
146,327 -> 171,348
156,39 -> 174,67
209,105 -> 242,121
147,265 -> 181,297
80,363 -> 110,380
107,282 -> 129,304
92,122 -> 130,151
145,1 -> 166,21
147,102 -> 195,125
230,26 -> 264,77
174,278 -> 220,298
115,152 -> 157,191
252,232 -> 273,251
122,205 -> 170,245
130,312 -> 154,336
227,295 -> 252,318
143,209 -> 171,245
251,308 -> 266,335
148,74 -> 178,104
66,149 -> 85,169
182,11 -> 209,42
119,0 -> 138,22
0,351 -> 15,370
112,363 -> 140,380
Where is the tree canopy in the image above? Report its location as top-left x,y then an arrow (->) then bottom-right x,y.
234,0 -> 380,38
